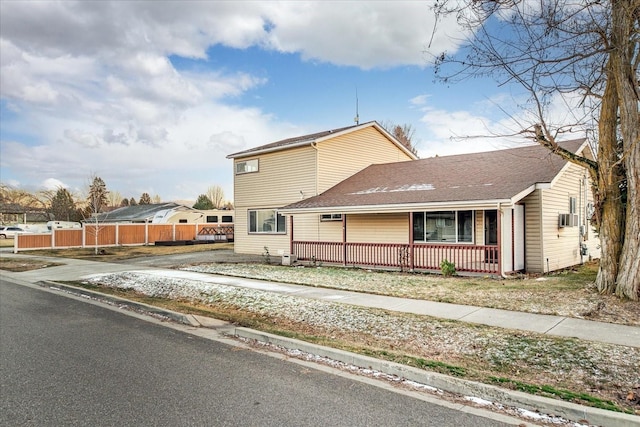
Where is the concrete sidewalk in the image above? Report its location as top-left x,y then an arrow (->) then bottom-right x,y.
2,252 -> 638,348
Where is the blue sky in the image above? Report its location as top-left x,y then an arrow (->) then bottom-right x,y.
0,1 -> 580,204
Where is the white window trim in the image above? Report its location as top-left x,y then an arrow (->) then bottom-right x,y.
248,209 -> 286,234
320,213 -> 343,221
236,159 -> 259,175
413,210 -> 475,244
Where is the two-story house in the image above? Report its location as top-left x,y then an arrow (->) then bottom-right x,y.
227,121 -> 417,257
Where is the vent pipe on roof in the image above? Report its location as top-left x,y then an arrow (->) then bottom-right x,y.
354,87 -> 360,125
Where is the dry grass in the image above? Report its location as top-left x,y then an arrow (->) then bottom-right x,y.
5,242 -> 639,415
0,257 -> 63,272
74,274 -> 640,415
0,238 -> 15,248
20,242 -> 233,261
184,261 -> 639,327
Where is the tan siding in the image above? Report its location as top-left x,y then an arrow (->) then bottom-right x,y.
475,211 -> 484,244
345,213 -> 408,243
232,208 -> 292,256
294,214 -> 343,242
522,190 -> 543,273
317,127 -> 413,193
233,126 -> 412,255
234,146 -> 317,208
233,146 -> 317,255
540,164 -> 587,271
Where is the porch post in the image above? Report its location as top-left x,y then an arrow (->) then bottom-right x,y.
497,204 -> 502,275
408,212 -> 414,270
342,214 -> 347,266
289,215 -> 294,255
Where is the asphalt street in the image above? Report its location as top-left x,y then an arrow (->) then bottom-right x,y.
0,278 -> 513,427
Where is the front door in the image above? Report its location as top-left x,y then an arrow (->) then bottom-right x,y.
485,210 -> 498,245
485,210 -> 498,263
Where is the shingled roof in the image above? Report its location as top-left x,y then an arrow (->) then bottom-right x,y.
281,139 -> 587,213
226,121 -> 417,159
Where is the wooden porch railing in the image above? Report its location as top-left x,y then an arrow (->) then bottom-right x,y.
292,241 -> 500,274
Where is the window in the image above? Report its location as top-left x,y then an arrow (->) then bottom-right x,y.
179,219 -> 188,223
206,215 -> 218,223
236,159 -> 259,174
221,215 -> 233,223
249,209 -> 286,233
413,211 -> 473,243
321,214 -> 343,221
569,196 -> 577,214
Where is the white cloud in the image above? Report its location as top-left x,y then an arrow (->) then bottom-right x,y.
0,1 -> 473,201
41,178 -> 67,190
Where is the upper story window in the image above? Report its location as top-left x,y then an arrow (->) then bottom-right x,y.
320,214 -> 343,221
206,215 -> 218,223
236,159 -> 259,175
413,211 -> 473,243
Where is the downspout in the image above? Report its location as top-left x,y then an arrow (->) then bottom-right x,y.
289,215 -> 294,256
579,177 -> 583,264
409,212 -> 415,271
342,214 -> 347,266
311,142 -> 320,240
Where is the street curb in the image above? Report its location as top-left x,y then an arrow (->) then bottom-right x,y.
36,281 -> 201,327
233,327 -> 639,427
37,280 -> 638,427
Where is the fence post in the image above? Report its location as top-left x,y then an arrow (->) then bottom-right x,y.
51,228 -> 55,249
173,223 -> 176,241
145,221 -> 149,246
115,223 -> 119,245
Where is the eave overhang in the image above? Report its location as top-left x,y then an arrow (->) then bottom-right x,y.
279,198 -> 514,215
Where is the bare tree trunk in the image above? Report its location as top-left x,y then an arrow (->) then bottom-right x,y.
617,141 -> 640,300
610,0 -> 640,300
594,62 -> 625,294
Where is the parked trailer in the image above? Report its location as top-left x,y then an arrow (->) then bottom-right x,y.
47,221 -> 82,230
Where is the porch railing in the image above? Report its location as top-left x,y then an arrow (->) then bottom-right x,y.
292,241 -> 500,274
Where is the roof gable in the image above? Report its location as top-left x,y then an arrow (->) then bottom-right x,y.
226,121 -> 418,160
282,139 -> 586,212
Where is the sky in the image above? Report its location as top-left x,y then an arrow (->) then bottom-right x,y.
0,1 -> 584,204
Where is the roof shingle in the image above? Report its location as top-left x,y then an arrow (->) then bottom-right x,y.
282,139 -> 586,211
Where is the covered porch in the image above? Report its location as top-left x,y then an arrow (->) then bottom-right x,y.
286,206 -> 522,276
291,240 -> 500,274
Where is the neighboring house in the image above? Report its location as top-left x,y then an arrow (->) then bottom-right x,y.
279,138 -> 600,275
227,121 -> 418,256
90,203 -> 234,225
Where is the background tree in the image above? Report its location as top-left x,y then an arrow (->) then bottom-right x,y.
0,183 -> 42,210
49,187 -> 79,221
206,185 -> 225,209
193,194 -> 214,210
381,121 -> 418,156
87,176 -> 108,215
85,175 -> 109,255
107,191 -> 123,208
432,0 -> 639,299
129,197 -> 137,206
139,192 -> 152,205
152,194 -> 161,204
120,198 -> 130,207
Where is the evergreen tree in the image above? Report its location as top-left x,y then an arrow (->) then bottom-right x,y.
193,194 -> 214,210
49,187 -> 78,221
87,176 -> 108,214
139,192 -> 152,205
129,197 -> 137,206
